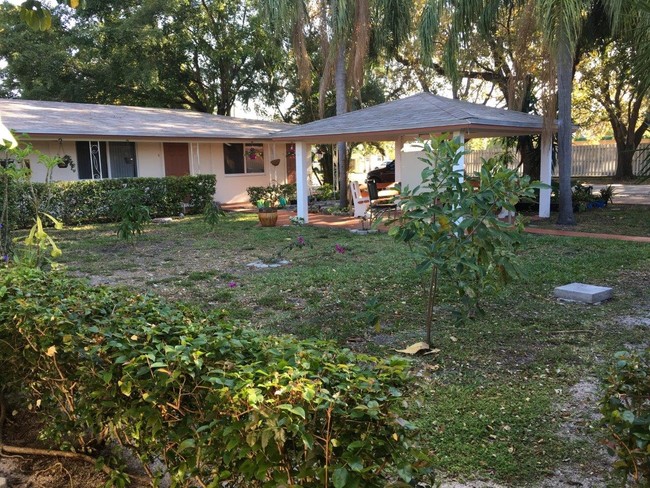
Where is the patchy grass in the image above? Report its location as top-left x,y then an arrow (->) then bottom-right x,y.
52,212 -> 650,486
524,204 -> 650,237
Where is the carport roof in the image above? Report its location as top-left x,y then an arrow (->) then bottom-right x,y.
0,98 -> 290,141
272,92 -> 551,142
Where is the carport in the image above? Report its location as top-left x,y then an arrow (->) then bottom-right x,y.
273,92 -> 555,222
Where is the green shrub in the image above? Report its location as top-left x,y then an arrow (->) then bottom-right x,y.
601,349 -> 650,485
203,200 -> 226,231
10,175 -> 216,228
0,267 -> 429,487
246,184 -> 296,208
111,188 -> 151,242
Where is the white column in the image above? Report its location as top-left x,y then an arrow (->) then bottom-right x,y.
394,137 -> 403,184
453,131 -> 465,183
295,142 -> 310,223
539,133 -> 553,218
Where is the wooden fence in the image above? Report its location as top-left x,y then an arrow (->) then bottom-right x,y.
465,143 -> 650,177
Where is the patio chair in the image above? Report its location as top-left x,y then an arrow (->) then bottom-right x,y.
367,179 -> 398,219
349,181 -> 370,218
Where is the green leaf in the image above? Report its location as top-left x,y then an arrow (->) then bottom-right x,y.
332,467 -> 348,488
177,438 -> 195,453
622,410 -> 636,423
119,380 -> 132,397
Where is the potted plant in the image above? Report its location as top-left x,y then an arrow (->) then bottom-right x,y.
247,185 -> 282,227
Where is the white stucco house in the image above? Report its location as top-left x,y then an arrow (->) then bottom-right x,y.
0,93 -> 556,217
0,99 -> 298,204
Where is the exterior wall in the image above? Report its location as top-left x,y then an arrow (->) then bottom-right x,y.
399,142 -> 427,191
26,140 -> 78,182
136,142 -> 165,178
211,142 -> 288,204
18,139 -> 290,205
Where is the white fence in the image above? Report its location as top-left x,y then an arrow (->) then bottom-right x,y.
465,143 -> 649,177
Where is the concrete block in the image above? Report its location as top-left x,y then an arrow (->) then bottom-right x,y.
0,476 -> 7,488
554,283 -> 613,303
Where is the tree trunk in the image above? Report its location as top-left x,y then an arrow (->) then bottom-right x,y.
335,44 -> 349,208
556,29 -> 576,225
518,135 -> 541,179
615,141 -> 636,180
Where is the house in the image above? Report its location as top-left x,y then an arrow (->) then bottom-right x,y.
1,94 -> 556,217
0,99 -> 297,204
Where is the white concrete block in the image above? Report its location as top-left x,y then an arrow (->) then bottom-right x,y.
554,283 -> 613,303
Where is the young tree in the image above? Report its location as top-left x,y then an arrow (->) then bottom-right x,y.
389,135 -> 540,346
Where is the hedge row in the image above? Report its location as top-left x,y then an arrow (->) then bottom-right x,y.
0,267 -> 428,487
10,175 -> 216,228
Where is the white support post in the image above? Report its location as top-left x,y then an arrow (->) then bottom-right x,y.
295,142 -> 310,223
394,137 -> 403,184
453,131 -> 465,183
539,133 -> 553,218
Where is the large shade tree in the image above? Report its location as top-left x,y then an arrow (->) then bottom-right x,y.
7,0 -> 281,115
419,0 -> 649,224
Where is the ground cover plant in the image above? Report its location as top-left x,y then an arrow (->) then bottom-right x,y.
44,211 -> 650,486
0,266 -> 428,487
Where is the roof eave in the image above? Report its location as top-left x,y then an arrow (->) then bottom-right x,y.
272,123 -> 550,143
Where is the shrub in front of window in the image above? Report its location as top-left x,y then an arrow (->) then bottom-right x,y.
10,174 -> 216,228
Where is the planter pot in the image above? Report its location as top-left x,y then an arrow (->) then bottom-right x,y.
258,208 -> 278,227
57,163 -> 69,169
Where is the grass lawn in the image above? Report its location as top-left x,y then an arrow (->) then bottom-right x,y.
52,211 -> 650,486
523,204 -> 650,237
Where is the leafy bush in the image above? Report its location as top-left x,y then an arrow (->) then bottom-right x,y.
10,175 -> 216,228
314,183 -> 337,201
246,184 -> 296,208
0,267 -> 428,487
111,188 -> 151,242
601,349 -> 650,485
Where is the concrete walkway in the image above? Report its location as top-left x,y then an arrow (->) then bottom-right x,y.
587,182 -> 650,205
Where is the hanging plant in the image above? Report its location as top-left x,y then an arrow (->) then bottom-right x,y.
57,154 -> 76,171
246,147 -> 260,160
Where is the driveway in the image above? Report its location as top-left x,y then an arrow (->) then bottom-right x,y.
589,182 -> 650,205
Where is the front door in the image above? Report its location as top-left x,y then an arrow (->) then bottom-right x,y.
286,143 -> 296,184
163,143 -> 190,176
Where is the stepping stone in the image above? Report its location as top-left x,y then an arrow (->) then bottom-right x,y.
0,477 -> 7,488
152,217 -> 173,224
554,283 -> 613,303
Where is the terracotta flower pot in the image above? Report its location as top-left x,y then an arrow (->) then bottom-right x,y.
258,208 -> 278,227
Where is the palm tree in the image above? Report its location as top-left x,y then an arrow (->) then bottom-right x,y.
419,0 -> 648,224
261,0 -> 412,207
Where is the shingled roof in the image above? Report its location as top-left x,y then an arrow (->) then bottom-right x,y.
0,99 -> 290,140
273,92 -> 551,142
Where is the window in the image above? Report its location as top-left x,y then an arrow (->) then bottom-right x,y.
76,141 -> 137,180
224,143 -> 264,175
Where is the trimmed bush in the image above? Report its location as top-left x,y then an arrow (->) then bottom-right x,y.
0,267 -> 428,487
11,174 -> 216,228
601,349 -> 650,485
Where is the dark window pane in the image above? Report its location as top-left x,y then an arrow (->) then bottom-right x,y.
224,143 -> 244,174
109,142 -> 137,178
